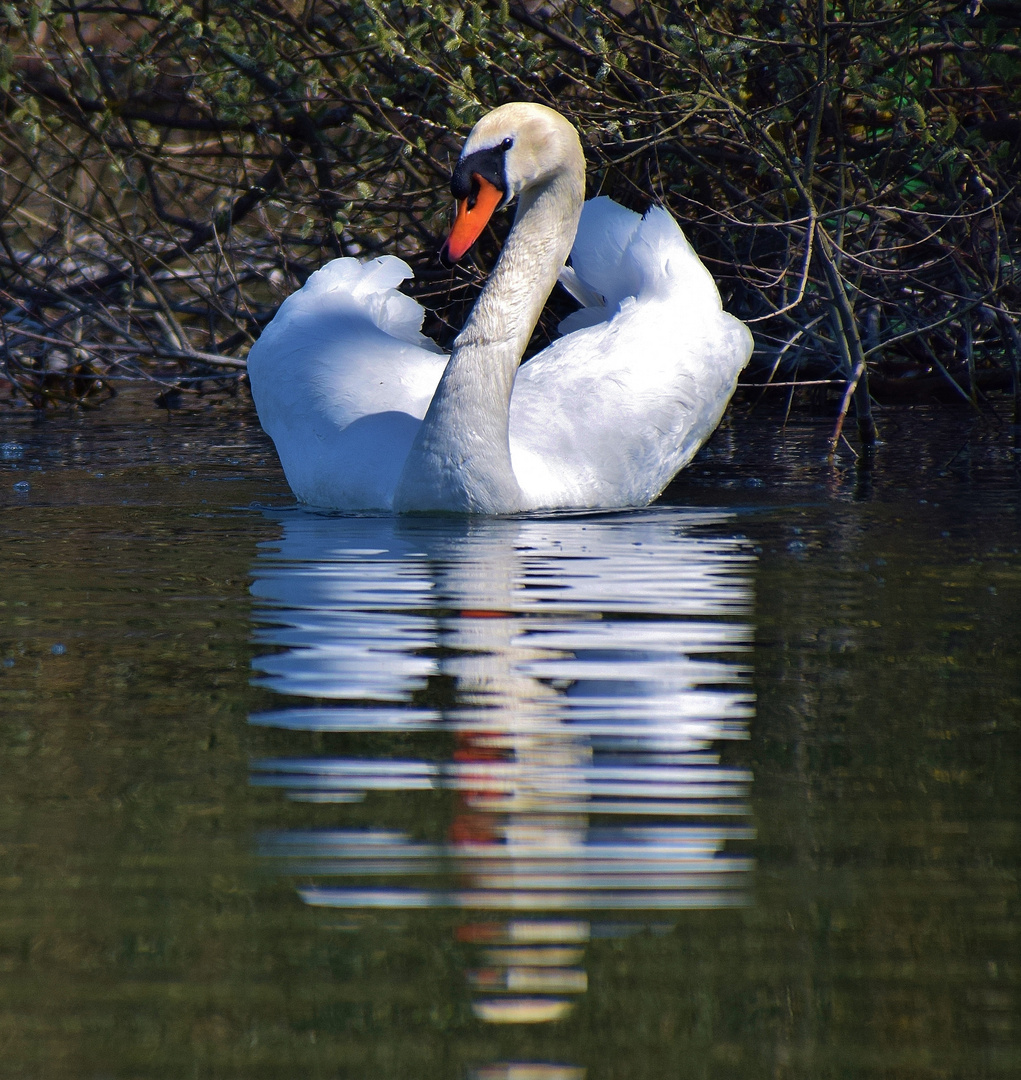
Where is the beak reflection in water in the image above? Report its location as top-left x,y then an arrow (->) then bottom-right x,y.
250,510 -> 755,1030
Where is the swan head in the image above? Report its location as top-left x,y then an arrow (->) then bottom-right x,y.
442,102 -> 584,263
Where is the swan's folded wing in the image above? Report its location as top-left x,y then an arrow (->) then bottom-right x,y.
564,196 -> 643,308
510,205 -> 753,510
247,256 -> 448,510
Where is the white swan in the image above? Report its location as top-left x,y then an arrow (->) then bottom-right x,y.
247,102 -> 752,514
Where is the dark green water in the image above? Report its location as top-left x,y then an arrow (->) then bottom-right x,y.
0,394 -> 1017,1079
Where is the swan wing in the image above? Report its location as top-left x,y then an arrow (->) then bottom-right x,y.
510,199 -> 753,509
247,256 -> 448,510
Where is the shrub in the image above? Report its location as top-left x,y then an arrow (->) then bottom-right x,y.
1,1 -> 1019,443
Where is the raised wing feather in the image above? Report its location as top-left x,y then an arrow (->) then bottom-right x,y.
247,256 -> 447,510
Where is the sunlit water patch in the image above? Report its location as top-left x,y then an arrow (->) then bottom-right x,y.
250,510 -> 755,1028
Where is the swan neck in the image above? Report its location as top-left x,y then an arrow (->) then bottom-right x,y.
394,163 -> 583,514
461,170 -> 583,357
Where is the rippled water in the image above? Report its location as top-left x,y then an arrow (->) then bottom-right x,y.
0,394 -> 1018,1078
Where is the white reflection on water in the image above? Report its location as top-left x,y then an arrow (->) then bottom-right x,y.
250,509 -> 755,1026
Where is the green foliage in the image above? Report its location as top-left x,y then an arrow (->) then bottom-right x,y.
0,0 -> 1018,419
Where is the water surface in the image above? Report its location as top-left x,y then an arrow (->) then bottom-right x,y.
0,395 -> 1017,1078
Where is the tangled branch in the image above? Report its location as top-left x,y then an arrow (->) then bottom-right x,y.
0,1 -> 1018,442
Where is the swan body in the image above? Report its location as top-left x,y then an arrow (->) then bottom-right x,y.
248,102 -> 753,514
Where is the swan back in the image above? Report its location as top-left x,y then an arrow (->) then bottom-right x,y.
509,198 -> 752,509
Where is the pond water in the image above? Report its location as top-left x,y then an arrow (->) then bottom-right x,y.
0,393 -> 1018,1079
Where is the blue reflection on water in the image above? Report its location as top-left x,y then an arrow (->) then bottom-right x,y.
250,509 -> 756,1028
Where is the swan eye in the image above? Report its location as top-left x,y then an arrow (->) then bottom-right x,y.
501,137 -> 513,150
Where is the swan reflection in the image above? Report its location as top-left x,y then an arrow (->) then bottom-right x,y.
250,510 -> 755,1026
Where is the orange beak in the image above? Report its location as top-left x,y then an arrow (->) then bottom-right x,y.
442,174 -> 503,263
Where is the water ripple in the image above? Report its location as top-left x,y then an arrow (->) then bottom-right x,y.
249,508 -> 756,1025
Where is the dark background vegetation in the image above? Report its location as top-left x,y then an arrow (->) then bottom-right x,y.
1,1 -> 1019,447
